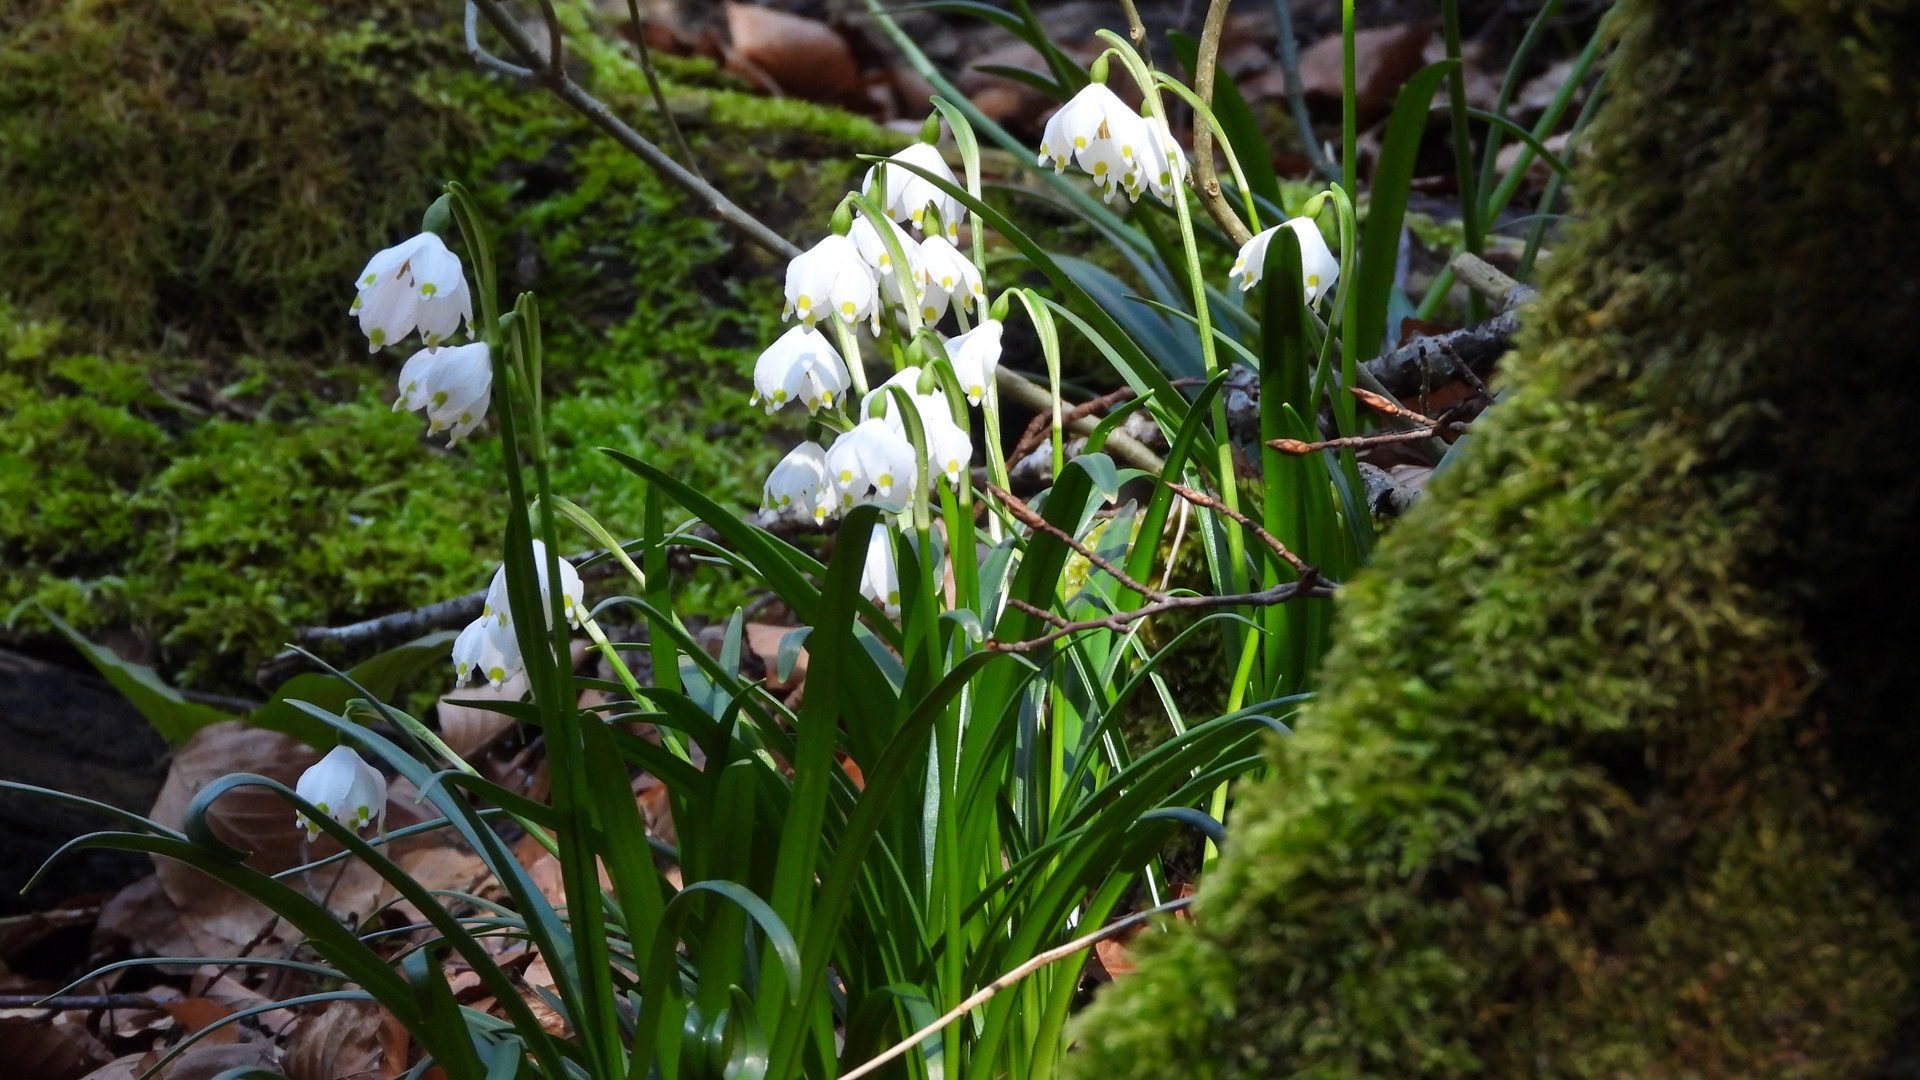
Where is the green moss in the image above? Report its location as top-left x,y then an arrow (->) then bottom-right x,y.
1,0 -> 900,689
1066,0 -> 1920,1076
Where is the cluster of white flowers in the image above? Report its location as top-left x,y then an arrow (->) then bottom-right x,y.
451,539 -> 587,688
760,130 -> 1008,611
1039,82 -> 1187,206
352,230 -> 493,445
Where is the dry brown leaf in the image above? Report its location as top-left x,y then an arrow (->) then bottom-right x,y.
92,875 -> 196,960
138,1041 -> 274,1080
1300,21 -> 1436,123
191,968 -> 298,1036
281,1000 -> 388,1080
77,1053 -> 148,1080
438,673 -> 527,760
520,953 -> 568,1037
146,724 -> 321,956
159,998 -> 237,1044
388,846 -> 492,928
0,1015 -> 115,1080
377,1009 -> 410,1074
722,2 -> 863,109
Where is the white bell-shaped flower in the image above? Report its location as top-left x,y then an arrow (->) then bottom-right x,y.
943,319 -> 1003,405
859,525 -> 901,614
481,539 -> 587,635
763,441 -> 838,522
1229,218 -> 1341,304
826,418 -> 918,514
1140,117 -> 1189,206
453,614 -> 522,688
395,341 -> 492,444
294,746 -> 387,841
864,142 -> 964,240
850,215 -> 928,310
350,232 -> 473,352
1037,83 -> 1152,202
752,326 -> 851,415
864,368 -> 973,488
918,236 -> 983,316
784,233 -> 880,330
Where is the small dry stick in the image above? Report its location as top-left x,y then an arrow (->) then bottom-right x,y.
626,0 -> 703,180
1350,386 -> 1439,427
1163,482 -> 1310,576
839,896 -> 1199,1080
985,481 -> 1166,601
1267,426 -> 1463,456
989,574 -> 1333,653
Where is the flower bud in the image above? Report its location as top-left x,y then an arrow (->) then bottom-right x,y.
420,193 -> 454,237
1089,52 -> 1110,84
919,113 -> 943,146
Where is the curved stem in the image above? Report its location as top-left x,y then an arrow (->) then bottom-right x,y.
1189,0 -> 1253,245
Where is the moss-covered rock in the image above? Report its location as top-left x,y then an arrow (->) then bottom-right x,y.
1,0 -> 901,690
1065,0 -> 1920,1076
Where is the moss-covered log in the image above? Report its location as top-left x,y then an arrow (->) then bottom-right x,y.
1067,0 -> 1920,1075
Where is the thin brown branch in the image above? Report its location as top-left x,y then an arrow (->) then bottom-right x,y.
465,0 -> 799,259
1190,0 -> 1253,246
988,575 -> 1334,653
1163,482 -> 1310,575
536,0 -> 563,76
840,896 -> 1198,1080
993,369 -> 1166,474
1118,0 -> 1149,48
985,483 -> 1167,601
1350,386 -> 1439,427
1267,425 -> 1464,456
626,0 -> 703,180
1008,386 -> 1136,468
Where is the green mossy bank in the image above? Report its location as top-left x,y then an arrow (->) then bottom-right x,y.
0,0 -> 900,689
1067,0 -> 1920,1076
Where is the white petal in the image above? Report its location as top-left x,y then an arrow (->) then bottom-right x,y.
945,319 -> 1003,404
395,348 -> 441,413
423,343 -> 492,434
445,386 -> 491,445
1230,225 -> 1280,291
860,526 -> 901,613
407,234 -> 466,300
357,278 -> 418,351
353,235 -> 428,293
415,275 -> 473,349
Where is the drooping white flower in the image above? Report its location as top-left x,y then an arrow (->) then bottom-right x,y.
863,368 -> 974,488
826,418 -> 919,514
784,233 -> 880,331
350,232 -> 473,352
455,540 -> 585,688
763,441 -> 837,522
1139,116 -> 1189,206
752,326 -> 851,415
859,525 -> 901,614
943,319 -> 1003,405
452,614 -> 522,688
395,341 -> 493,444
864,142 -> 964,240
1037,83 -> 1153,203
849,215 -> 928,310
1229,218 -> 1341,304
918,236 -> 983,318
294,746 -> 387,841
481,538 -> 587,634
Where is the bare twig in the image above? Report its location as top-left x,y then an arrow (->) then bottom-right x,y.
1117,0 -> 1150,48
1267,424 -> 1465,456
994,369 -> 1166,474
1190,0 -> 1254,246
1350,386 -> 1439,427
465,0 -> 800,259
464,2 -> 534,79
1363,308 -> 1522,401
1449,252 -> 1530,311
535,0 -> 563,76
1008,386 -> 1136,468
1163,482 -> 1309,575
625,0 -> 703,180
984,482 -> 1167,601
840,896 -> 1199,1080
989,574 -> 1333,653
